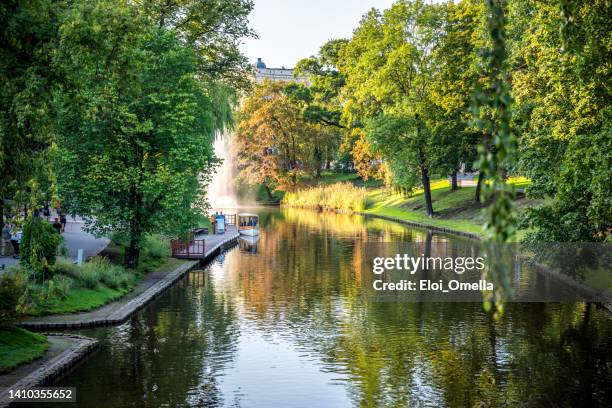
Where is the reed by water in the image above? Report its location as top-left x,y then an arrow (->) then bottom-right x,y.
282,182 -> 369,212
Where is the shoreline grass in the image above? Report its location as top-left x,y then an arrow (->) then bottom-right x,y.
277,173 -> 538,240
0,327 -> 48,374
24,257 -> 186,316
282,182 -> 369,212
8,234 -> 176,317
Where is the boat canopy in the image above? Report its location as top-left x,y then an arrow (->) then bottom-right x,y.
238,213 -> 258,218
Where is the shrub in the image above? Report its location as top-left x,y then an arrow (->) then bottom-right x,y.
52,258 -> 81,280
80,260 -> 102,289
79,257 -> 134,290
51,275 -> 72,299
98,262 -> 132,290
141,235 -> 170,260
0,275 -> 22,327
20,217 -> 63,277
282,182 -> 369,212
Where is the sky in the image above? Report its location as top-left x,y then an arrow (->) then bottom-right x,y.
239,0 -> 396,69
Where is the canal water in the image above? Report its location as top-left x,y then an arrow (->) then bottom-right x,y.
36,208 -> 611,407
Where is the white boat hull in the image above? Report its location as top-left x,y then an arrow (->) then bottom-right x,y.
239,228 -> 260,236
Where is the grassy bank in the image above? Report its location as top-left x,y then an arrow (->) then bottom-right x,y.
9,234 -> 174,316
0,327 -> 48,374
277,173 -> 537,239
364,178 -> 537,238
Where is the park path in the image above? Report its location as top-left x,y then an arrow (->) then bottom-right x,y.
0,216 -> 110,275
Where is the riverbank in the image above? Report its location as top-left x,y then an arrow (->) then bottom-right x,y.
278,174 -> 536,239
0,333 -> 98,408
18,226 -> 240,329
0,227 -> 239,397
9,234 -> 172,318
0,328 -> 48,374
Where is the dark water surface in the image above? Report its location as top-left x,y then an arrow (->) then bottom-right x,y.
35,209 -> 611,407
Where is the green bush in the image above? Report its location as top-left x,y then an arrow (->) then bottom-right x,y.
80,260 -> 102,289
0,275 -> 23,327
51,256 -> 135,291
282,182 -> 369,212
52,258 -> 81,280
51,275 -> 72,299
97,260 -> 132,290
20,217 -> 63,277
141,235 -> 170,260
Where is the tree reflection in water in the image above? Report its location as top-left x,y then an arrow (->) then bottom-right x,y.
35,208 -> 611,407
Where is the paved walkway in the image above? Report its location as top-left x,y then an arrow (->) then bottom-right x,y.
18,226 -> 239,329
0,216 -> 109,275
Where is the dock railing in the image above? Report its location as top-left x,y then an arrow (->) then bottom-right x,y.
171,239 -> 205,258
224,214 -> 236,226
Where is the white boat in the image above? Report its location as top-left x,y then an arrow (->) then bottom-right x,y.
238,213 -> 260,236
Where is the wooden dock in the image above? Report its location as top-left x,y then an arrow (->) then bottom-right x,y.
171,225 -> 239,260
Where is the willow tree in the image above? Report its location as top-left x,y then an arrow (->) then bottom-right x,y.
55,0 -> 237,267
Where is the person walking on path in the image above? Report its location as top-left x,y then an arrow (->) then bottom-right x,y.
52,218 -> 62,235
1,223 -> 11,256
10,227 -> 22,259
59,213 -> 67,233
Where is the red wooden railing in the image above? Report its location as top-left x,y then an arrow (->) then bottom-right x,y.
171,239 -> 205,258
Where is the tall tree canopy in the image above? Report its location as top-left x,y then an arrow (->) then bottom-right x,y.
511,0 -> 611,241
338,0 -> 447,216
55,0 -> 242,267
140,0 -> 255,88
0,0 -> 64,224
233,80 -> 316,192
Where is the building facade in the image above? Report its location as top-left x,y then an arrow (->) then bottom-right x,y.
254,58 -> 309,85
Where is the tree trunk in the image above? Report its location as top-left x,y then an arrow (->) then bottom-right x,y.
125,187 -> 143,269
314,146 -> 322,179
500,165 -> 508,182
417,146 -> 434,217
126,234 -> 140,269
475,171 -> 484,203
451,171 -> 458,191
421,166 -> 434,217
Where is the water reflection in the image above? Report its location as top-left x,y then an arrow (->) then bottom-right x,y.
36,208 -> 611,407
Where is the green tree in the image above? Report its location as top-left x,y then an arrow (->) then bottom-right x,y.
511,0 -> 611,241
0,0 -> 64,226
338,0 -> 446,216
289,39 -> 348,175
427,0 -> 484,193
141,0 -> 255,89
55,0 -> 233,267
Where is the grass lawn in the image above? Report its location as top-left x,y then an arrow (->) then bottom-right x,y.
27,257 -> 185,316
363,178 -> 539,239
0,327 -> 48,374
27,286 -> 128,316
